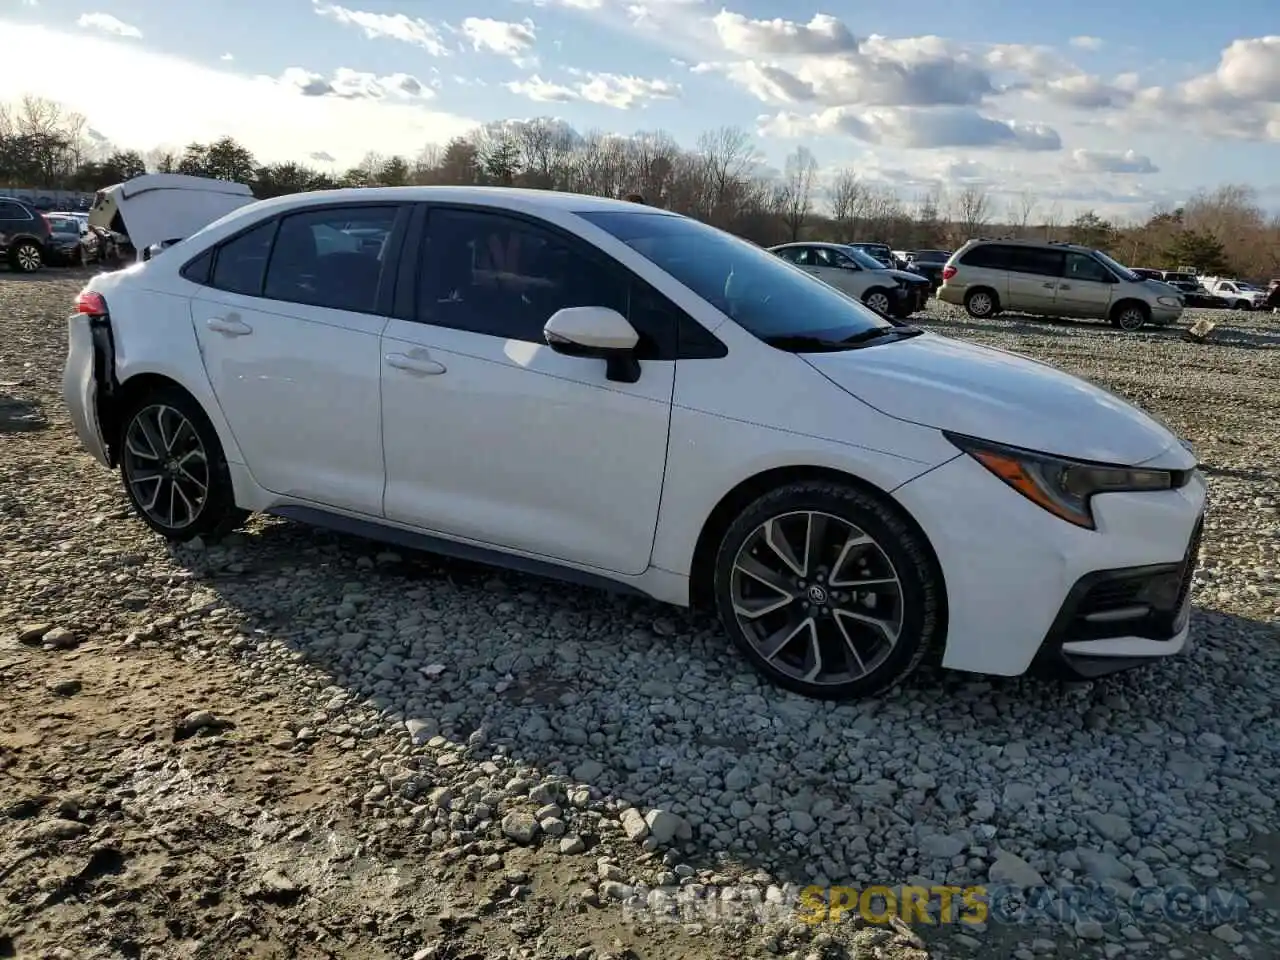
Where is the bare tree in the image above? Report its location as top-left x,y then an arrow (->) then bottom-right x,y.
779,146 -> 818,241
1043,200 -> 1063,241
954,185 -> 990,241
1017,191 -> 1037,236
827,169 -> 865,241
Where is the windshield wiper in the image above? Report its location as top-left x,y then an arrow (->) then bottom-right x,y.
761,335 -> 849,351
841,324 -> 924,344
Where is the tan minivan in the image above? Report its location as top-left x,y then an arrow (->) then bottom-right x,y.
937,238 -> 1185,331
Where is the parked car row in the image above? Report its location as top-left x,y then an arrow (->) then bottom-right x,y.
1132,267 -> 1271,311
1,195 -> 129,272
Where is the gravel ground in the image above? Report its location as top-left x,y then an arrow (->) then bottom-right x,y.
2,268 -> 1279,960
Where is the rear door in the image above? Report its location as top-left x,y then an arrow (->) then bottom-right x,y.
187,202 -> 408,516
1053,251 -> 1117,318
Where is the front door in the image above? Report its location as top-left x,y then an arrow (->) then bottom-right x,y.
1054,251 -> 1117,318
380,205 -> 675,576
189,204 -> 404,516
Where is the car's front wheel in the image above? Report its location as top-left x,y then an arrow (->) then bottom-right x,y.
862,288 -> 893,317
1234,299 -> 1252,311
712,481 -> 942,700
118,386 -> 247,541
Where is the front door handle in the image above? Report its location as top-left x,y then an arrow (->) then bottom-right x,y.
386,351 -> 446,376
1042,282 -> 1058,289
1058,284 -> 1072,290
206,315 -> 253,337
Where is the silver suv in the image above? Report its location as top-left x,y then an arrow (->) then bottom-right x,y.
937,239 -> 1184,331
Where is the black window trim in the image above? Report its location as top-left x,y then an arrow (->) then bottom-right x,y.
0,200 -> 34,220
179,201 -> 413,318
395,200 -> 726,361
1064,250 -> 1118,284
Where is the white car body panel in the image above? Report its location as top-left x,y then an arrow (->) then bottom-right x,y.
379,318 -> 674,576
189,291 -> 388,517
802,332 -> 1183,464
60,185 -> 1208,689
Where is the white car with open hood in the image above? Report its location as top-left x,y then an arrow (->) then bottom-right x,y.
62,186 -> 1206,700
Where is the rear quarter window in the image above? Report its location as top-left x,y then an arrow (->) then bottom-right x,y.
959,244 -> 1011,269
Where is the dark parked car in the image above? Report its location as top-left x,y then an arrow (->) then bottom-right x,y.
1168,280 -> 1230,309
0,196 -> 52,272
846,242 -> 900,268
44,215 -> 100,266
903,249 -> 952,288
1131,267 -> 1165,281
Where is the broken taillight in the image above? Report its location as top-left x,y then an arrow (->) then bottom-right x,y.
75,291 -> 108,316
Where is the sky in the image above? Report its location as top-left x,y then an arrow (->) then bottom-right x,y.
3,0 -> 1280,220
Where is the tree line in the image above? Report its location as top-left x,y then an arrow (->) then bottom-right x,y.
3,94 -> 1276,279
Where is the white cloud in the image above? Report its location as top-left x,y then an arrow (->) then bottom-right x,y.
1069,36 -> 1104,51
711,11 -> 857,56
2,22 -> 478,168
312,0 -> 449,56
760,105 -> 1061,151
220,52 -> 234,61
460,17 -> 537,57
76,12 -> 142,39
507,70 -> 680,108
272,67 -> 435,101
1068,148 -> 1158,174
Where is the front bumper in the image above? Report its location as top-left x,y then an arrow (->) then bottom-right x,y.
1150,303 -> 1184,325
892,450 -> 1207,678
894,284 -> 930,317
62,314 -> 112,467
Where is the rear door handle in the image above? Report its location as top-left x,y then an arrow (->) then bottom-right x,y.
386,351 -> 446,376
1042,282 -> 1058,289
1058,284 -> 1071,290
206,316 -> 253,337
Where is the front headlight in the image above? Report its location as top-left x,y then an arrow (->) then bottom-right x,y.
1157,296 -> 1181,307
944,432 -> 1176,529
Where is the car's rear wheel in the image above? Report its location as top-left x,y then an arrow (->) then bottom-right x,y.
963,288 -> 997,318
9,240 -> 42,273
712,481 -> 942,700
863,288 -> 893,316
1234,299 -> 1252,311
118,386 -> 247,541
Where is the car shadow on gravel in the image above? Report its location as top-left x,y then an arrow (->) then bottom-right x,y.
177,513 -> 1280,899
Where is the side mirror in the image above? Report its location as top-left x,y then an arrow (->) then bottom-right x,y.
544,306 -> 641,383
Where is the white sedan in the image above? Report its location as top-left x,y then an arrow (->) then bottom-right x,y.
62,186 -> 1205,700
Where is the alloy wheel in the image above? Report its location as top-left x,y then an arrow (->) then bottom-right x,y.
866,291 -> 891,315
15,244 -> 40,272
967,292 -> 993,316
1116,308 -> 1145,330
122,404 -> 210,531
729,510 -> 904,687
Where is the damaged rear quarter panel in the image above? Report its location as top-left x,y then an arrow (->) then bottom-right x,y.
94,279 -> 247,469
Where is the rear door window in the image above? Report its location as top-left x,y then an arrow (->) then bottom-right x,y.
1009,247 -> 1066,278
210,220 -> 278,297
959,244 -> 1012,269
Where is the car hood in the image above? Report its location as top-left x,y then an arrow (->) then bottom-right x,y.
803,332 -> 1182,465
882,268 -> 928,285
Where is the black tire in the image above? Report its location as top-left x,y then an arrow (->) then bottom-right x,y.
711,480 -> 942,701
117,385 -> 247,541
963,287 -> 998,318
1110,301 -> 1149,331
1234,300 -> 1251,312
9,240 -> 42,273
862,287 -> 894,317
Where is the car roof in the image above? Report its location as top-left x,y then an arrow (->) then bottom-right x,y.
963,237 -> 1095,254
232,185 -> 682,219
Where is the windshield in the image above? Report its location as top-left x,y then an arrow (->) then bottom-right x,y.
839,246 -> 891,270
1238,282 -> 1262,292
577,211 -> 893,342
1093,250 -> 1141,283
